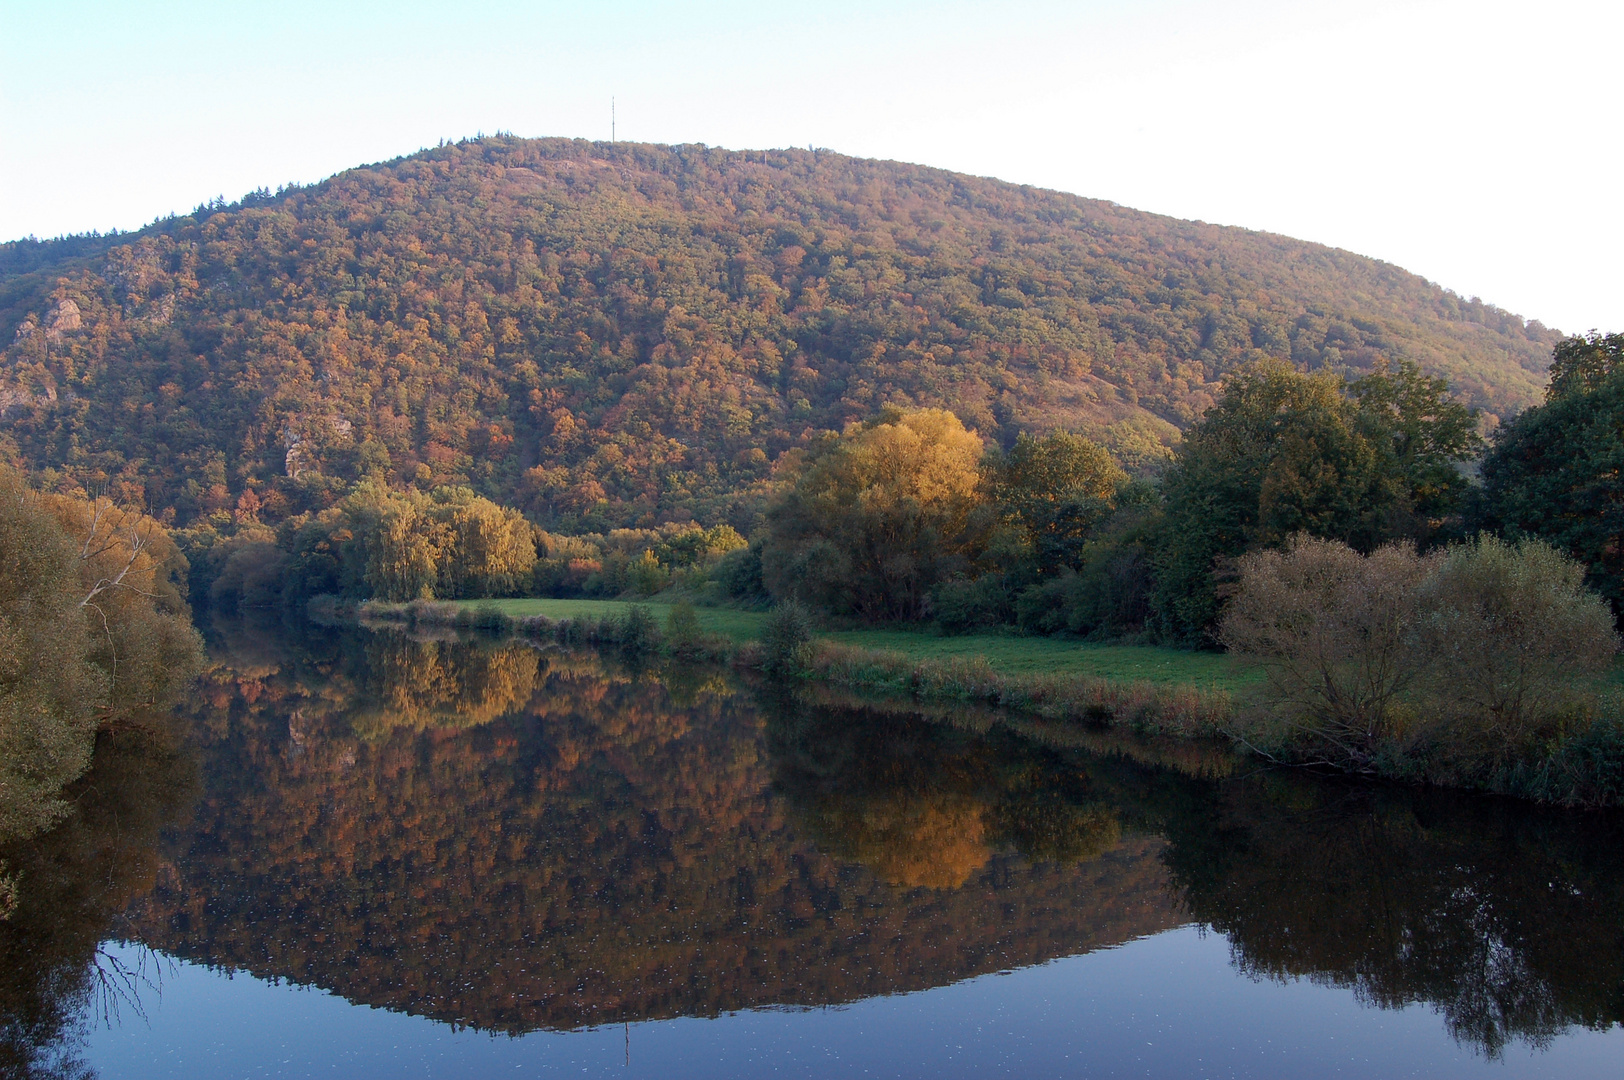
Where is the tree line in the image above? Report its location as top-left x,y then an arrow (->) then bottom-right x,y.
41,330 -> 1624,795
709,333 -> 1624,789
723,335 -> 1623,633
195,481 -> 746,611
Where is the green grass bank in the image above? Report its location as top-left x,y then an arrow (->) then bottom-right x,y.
397,596 -> 1253,693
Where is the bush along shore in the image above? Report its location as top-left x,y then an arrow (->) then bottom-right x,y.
319,593 -> 1624,809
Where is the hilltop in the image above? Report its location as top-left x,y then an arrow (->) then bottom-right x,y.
0,137 -> 1558,528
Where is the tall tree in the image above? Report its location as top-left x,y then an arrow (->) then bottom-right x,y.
761,408 -> 986,623
986,432 -> 1128,575
1479,332 -> 1624,612
1152,359 -> 1478,645
0,466 -> 200,844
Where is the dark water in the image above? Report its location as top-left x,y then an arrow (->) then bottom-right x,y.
4,620 -> 1623,1078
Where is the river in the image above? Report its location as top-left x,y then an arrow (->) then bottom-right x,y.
3,618 -> 1621,1078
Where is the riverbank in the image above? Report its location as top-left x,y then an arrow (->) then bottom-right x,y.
334,596 -> 1241,742
364,596 -> 1251,687
321,595 -> 1624,808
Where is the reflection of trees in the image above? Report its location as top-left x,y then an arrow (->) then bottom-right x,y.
768,699 -> 1122,888
98,619 -> 1624,1059
127,630 -> 1179,1031
196,618 -> 544,740
1151,773 -> 1624,1057
0,725 -> 196,1080
771,689 -> 1624,1058
350,633 -> 541,736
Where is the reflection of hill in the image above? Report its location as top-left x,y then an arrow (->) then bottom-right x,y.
122,621 -> 1624,1056
128,629 -> 1181,1032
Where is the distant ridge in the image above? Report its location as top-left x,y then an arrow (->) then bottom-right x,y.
0,137 -> 1559,528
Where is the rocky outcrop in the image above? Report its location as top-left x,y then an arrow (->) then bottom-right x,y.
42,299 -> 81,342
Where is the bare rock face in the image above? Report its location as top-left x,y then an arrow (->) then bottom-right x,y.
146,293 -> 177,326
11,319 -> 37,344
0,380 -> 57,418
43,299 -> 82,342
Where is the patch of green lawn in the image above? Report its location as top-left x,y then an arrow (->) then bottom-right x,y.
820,629 -> 1254,691
445,597 -> 1254,691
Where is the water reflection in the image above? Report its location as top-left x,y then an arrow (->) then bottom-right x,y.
767,697 -> 1123,888
1158,774 -> 1624,1057
0,724 -> 195,1079
2,620 -> 1622,1073
127,623 -> 1179,1033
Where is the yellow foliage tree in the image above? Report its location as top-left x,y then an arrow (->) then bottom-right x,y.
762,408 -> 986,622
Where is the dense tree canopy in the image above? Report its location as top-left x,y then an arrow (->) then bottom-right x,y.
1479,333 -> 1624,611
987,430 -> 1129,576
199,482 -> 536,607
0,466 -> 200,845
0,137 -> 1556,531
1151,360 -> 1480,644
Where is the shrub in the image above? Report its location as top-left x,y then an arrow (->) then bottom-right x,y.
1414,536 -> 1619,763
760,602 -> 816,678
1222,533 -> 1621,777
665,600 -> 702,654
1014,537 -> 1154,640
627,549 -> 668,595
714,539 -> 767,602
618,604 -> 661,656
933,575 -> 1016,634
1494,714 -> 1624,806
472,601 -> 509,631
1220,536 -> 1438,768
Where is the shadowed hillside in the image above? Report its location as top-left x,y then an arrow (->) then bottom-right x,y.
0,138 -> 1557,529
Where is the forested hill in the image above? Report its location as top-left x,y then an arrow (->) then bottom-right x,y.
0,136 -> 1559,528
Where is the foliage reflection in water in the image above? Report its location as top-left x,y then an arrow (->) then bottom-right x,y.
1,619 -> 1621,1075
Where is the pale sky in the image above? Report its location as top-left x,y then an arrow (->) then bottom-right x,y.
2,0 -> 1618,333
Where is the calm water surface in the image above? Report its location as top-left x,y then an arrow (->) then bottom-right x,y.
4,620 -> 1623,1078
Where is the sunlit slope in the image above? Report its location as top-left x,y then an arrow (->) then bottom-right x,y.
0,137 -> 1557,526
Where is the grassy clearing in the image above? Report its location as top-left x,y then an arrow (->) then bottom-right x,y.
412,597 -> 1254,692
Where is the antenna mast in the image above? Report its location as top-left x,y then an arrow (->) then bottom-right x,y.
612,97 -> 616,142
